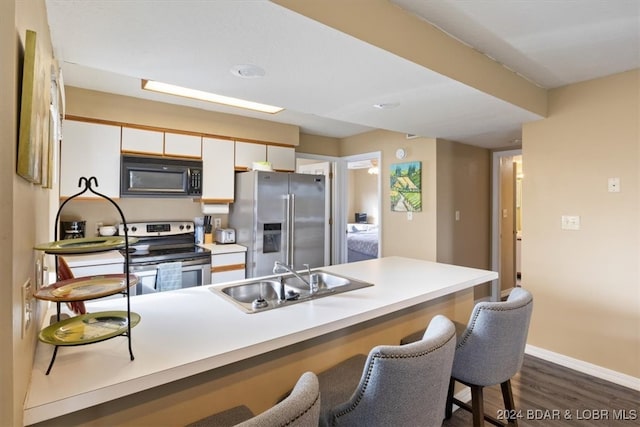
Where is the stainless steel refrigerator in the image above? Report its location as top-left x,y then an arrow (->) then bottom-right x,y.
229,171 -> 326,278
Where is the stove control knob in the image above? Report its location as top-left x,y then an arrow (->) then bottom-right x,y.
179,225 -> 184,230
185,224 -> 191,230
131,226 -> 137,232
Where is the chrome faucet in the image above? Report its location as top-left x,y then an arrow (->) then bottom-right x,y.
273,261 -> 317,294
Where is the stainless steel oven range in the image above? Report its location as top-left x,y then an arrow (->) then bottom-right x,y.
119,221 -> 211,295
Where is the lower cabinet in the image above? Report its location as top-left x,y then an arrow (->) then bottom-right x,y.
211,251 -> 246,284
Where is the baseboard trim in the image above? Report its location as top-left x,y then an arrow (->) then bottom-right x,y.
525,345 -> 640,391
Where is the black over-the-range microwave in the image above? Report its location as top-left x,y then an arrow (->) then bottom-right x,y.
120,155 -> 203,198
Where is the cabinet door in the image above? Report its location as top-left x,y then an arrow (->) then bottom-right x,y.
121,127 -> 163,155
267,145 -> 296,172
235,141 -> 266,170
211,252 -> 246,284
60,121 -> 121,198
202,137 -> 234,203
164,133 -> 202,158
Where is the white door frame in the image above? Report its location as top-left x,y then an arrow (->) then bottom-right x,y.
491,149 -> 522,301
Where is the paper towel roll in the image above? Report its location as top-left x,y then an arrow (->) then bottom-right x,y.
201,203 -> 229,214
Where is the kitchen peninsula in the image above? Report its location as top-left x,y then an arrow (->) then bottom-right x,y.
25,257 -> 497,426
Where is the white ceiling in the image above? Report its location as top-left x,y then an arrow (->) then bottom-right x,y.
45,0 -> 639,149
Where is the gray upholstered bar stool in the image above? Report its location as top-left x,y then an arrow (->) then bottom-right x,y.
186,371 -> 320,427
316,315 -> 456,427
444,287 -> 533,426
401,288 -> 533,426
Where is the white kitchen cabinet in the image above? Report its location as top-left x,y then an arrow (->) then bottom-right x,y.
164,133 -> 202,158
211,251 -> 246,284
202,137 -> 234,203
235,141 -> 266,170
121,127 -> 164,155
60,120 -> 121,198
267,145 -> 296,171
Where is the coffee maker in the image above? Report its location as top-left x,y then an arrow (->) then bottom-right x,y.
60,220 -> 86,240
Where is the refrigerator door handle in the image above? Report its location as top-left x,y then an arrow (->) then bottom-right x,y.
289,193 -> 295,267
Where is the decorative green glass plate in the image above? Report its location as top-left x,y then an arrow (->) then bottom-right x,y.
34,236 -> 138,254
39,311 -> 141,346
35,274 -> 138,302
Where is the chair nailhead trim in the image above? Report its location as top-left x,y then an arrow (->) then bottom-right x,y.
331,330 -> 456,424
281,392 -> 320,427
456,299 -> 533,348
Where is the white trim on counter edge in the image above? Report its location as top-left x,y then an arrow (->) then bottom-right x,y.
525,345 -> 640,391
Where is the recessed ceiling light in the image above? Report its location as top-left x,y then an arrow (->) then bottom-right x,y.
141,79 -> 283,114
230,64 -> 266,79
373,102 -> 400,110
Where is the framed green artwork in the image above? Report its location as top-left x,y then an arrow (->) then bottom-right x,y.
390,161 -> 422,212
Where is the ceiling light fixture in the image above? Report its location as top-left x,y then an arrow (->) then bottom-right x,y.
230,64 -> 266,79
373,102 -> 400,110
141,79 -> 283,114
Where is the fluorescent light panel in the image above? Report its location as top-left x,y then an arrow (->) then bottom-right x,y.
141,79 -> 284,114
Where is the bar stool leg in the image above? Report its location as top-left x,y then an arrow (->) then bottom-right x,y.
501,380 -> 518,426
445,377 -> 455,419
471,385 -> 485,427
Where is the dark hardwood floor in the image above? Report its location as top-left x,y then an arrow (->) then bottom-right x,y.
443,355 -> 640,426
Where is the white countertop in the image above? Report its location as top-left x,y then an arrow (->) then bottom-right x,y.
24,256 -> 497,425
197,243 -> 247,254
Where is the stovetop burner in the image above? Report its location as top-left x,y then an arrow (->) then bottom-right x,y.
119,221 -> 210,265
126,245 -> 210,264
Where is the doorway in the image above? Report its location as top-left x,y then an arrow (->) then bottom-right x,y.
343,153 -> 381,264
491,149 -> 522,301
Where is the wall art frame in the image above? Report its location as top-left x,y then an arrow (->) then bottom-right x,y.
17,29 -> 49,184
390,161 -> 422,212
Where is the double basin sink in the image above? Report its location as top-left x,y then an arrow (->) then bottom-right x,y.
211,270 -> 374,313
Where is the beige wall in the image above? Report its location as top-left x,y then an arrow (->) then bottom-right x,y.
298,133 -> 340,157
0,0 -> 16,421
3,1 -> 57,425
523,70 -> 639,377
436,139 -> 490,270
341,130 -> 439,261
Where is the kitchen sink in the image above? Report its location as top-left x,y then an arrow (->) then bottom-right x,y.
211,271 -> 374,313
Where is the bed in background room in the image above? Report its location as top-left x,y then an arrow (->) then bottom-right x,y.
347,223 -> 379,262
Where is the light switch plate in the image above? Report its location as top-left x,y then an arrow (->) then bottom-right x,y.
561,215 -> 580,230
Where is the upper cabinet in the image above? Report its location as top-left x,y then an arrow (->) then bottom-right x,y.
164,133 -> 202,158
235,141 -> 266,170
235,141 -> 295,172
60,120 -> 121,198
122,128 -> 202,158
202,137 -> 234,203
121,127 -> 163,155
267,145 -> 295,172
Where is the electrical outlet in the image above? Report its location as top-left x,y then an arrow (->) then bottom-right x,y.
22,279 -> 33,337
214,218 -> 222,229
